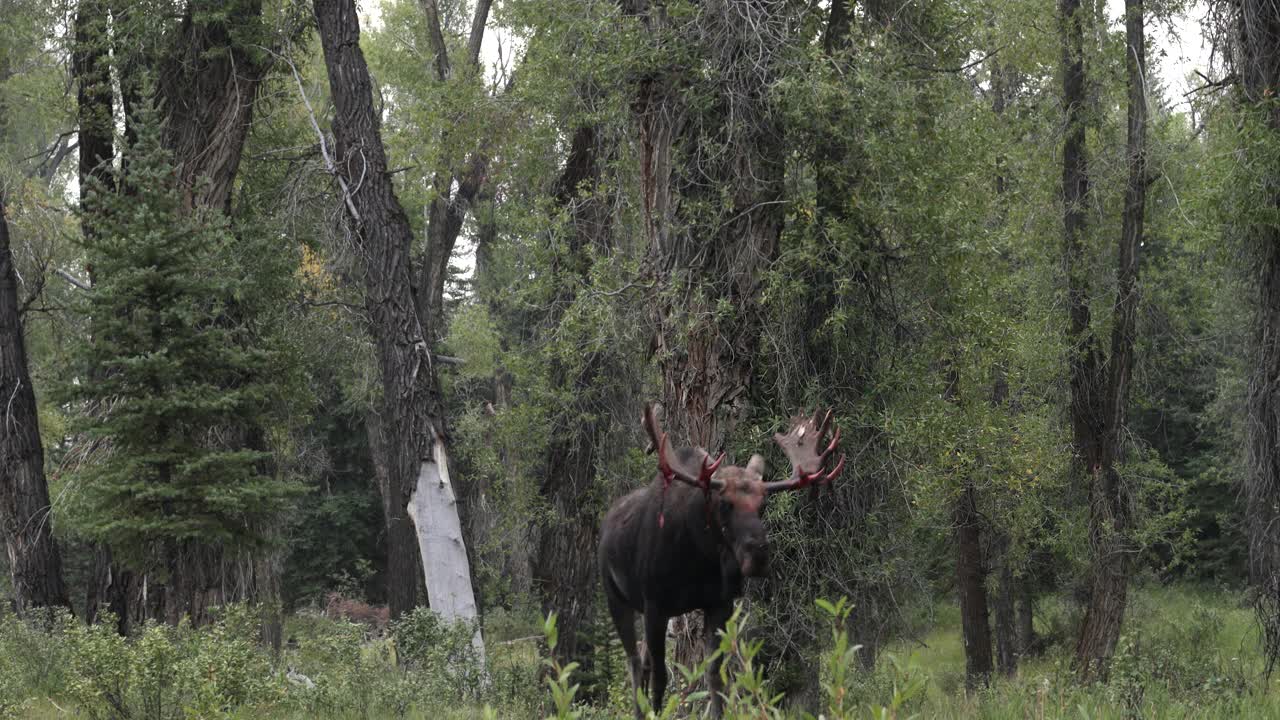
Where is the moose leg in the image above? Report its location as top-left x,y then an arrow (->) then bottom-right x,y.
644,610 -> 669,713
705,605 -> 732,718
605,588 -> 645,719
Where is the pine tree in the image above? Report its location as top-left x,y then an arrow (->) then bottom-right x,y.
65,93 -> 296,584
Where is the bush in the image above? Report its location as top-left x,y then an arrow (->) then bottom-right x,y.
0,607 -> 71,700
392,607 -> 486,701
62,606 -> 277,720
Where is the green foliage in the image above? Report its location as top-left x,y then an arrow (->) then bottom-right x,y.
0,588 -> 1271,719
60,89 -> 301,562
2,0 -> 1268,716
59,606 -> 274,719
543,613 -> 583,719
545,600 -> 932,720
392,607 -> 485,697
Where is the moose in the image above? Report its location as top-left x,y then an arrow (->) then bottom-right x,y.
598,404 -> 845,718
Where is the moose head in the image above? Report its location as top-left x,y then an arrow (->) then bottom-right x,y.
643,403 -> 846,579
601,403 -> 846,719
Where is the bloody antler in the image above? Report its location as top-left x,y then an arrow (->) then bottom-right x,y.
643,403 -> 725,491
642,403 -> 725,527
763,408 -> 846,493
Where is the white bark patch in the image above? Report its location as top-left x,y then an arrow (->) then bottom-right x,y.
407,437 -> 487,661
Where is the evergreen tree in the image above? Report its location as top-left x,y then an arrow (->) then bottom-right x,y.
64,93 -> 297,582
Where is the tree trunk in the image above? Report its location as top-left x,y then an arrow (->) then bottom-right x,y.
1062,0 -> 1145,681
1251,235 -> 1280,671
413,0 -> 494,335
407,438 -> 484,656
993,554 -> 1018,676
531,123 -> 616,683
0,194 -> 71,616
1237,0 -> 1280,673
955,484 -> 992,689
944,365 -> 993,690
313,0 -> 481,644
1018,577 -> 1037,656
156,0 -> 269,215
625,0 -> 789,673
367,411 -> 426,617
74,0 -> 114,200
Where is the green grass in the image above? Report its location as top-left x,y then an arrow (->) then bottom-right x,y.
876,584 -> 1280,719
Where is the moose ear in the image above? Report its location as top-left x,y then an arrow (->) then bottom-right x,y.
746,454 -> 766,477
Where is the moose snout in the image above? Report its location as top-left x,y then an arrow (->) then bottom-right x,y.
738,540 -> 770,578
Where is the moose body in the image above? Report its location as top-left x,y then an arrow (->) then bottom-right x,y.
599,461 -> 765,718
599,406 -> 843,718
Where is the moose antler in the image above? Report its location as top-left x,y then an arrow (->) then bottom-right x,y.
642,403 -> 725,490
764,408 -> 846,493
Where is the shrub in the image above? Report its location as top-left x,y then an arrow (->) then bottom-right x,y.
60,606 -> 278,720
391,606 -> 486,701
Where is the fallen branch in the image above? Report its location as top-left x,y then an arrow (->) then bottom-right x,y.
55,268 -> 91,291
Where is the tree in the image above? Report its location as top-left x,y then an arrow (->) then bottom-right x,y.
530,121 -> 618,676
360,0 -> 507,621
70,0 -> 288,632
621,0 -> 791,668
64,95 -> 298,626
0,0 -> 70,617
1059,0 -> 1147,679
0,192 -> 70,615
73,0 -> 127,630
1234,0 -> 1280,672
312,0 -> 483,652
947,370 -> 994,689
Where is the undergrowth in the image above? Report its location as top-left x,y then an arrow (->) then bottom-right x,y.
0,585 -> 1277,718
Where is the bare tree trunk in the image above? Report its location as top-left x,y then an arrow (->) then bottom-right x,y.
313,0 -> 482,651
407,439 -> 484,657
0,194 -> 70,616
1062,0 -> 1146,681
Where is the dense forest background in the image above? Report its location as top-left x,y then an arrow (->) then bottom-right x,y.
3,0 -> 1280,716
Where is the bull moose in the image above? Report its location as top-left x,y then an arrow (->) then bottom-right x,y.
598,404 -> 845,718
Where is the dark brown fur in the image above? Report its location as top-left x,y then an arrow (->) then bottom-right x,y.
599,408 -> 842,718
599,450 -> 768,718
